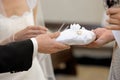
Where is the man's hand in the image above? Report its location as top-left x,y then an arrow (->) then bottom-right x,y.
36,32 -> 70,54
106,7 -> 120,30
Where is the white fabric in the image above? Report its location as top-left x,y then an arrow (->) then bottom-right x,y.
108,46 -> 120,80
0,0 -> 55,80
56,24 -> 96,45
36,1 -> 56,80
30,38 -> 38,58
112,31 -> 120,48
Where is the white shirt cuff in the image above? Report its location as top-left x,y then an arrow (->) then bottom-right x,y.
112,31 -> 120,48
30,38 -> 38,58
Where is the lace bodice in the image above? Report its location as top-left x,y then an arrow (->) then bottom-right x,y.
0,0 -> 37,42
0,11 -> 34,40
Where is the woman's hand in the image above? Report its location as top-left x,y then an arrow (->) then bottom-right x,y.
84,28 -> 114,48
14,26 -> 48,41
106,7 -> 120,30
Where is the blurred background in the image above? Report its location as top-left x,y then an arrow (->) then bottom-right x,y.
38,0 -> 114,80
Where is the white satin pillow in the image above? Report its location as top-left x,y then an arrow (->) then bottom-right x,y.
56,24 -> 96,45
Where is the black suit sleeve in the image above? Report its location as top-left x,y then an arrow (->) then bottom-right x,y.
0,39 -> 34,73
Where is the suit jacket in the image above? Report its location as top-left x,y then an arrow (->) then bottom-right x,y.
0,39 -> 33,73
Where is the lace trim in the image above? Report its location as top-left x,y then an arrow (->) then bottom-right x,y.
0,10 -> 32,19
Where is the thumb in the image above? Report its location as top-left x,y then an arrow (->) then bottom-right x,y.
106,9 -> 110,15
49,32 -> 60,39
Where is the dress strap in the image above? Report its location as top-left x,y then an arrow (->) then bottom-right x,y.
0,0 -> 7,16
26,0 -> 37,10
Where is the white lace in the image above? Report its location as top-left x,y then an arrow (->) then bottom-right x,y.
0,11 -> 31,19
0,0 -> 46,80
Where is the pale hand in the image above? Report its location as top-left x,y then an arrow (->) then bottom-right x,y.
36,32 -> 70,54
84,28 -> 114,48
14,26 -> 48,41
106,7 -> 120,30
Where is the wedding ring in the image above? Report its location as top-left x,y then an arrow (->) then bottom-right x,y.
77,30 -> 82,35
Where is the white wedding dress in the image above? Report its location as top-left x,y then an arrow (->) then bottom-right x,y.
0,0 -> 55,80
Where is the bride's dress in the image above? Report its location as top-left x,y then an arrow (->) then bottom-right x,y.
0,0 -> 55,80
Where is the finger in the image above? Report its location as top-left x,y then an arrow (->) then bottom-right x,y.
27,30 -> 41,35
38,26 -> 48,31
107,7 -> 120,15
49,32 -> 60,39
86,39 -> 104,48
83,42 -> 98,48
27,26 -> 48,32
26,26 -> 40,30
39,30 -> 47,34
92,29 -> 97,34
36,29 -> 47,34
54,42 -> 70,50
28,28 -> 47,35
31,29 -> 47,34
106,18 -> 120,25
110,14 -> 120,20
25,34 -> 39,39
91,29 -> 96,33
105,25 -> 120,30
85,36 -> 107,48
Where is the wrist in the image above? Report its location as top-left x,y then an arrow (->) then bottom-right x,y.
107,30 -> 115,41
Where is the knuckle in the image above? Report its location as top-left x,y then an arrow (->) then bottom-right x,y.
117,15 -> 120,20
25,30 -> 31,35
118,16 -> 120,20
27,26 -> 32,29
26,30 -> 30,34
26,26 -> 30,29
49,49 -> 54,53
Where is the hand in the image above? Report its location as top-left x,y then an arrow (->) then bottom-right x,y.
36,32 -> 70,54
84,28 -> 114,48
14,26 -> 48,41
106,7 -> 120,30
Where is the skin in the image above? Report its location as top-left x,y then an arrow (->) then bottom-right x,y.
85,7 -> 120,48
36,32 -> 70,54
106,7 -> 120,30
14,26 -> 48,41
84,28 -> 114,48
